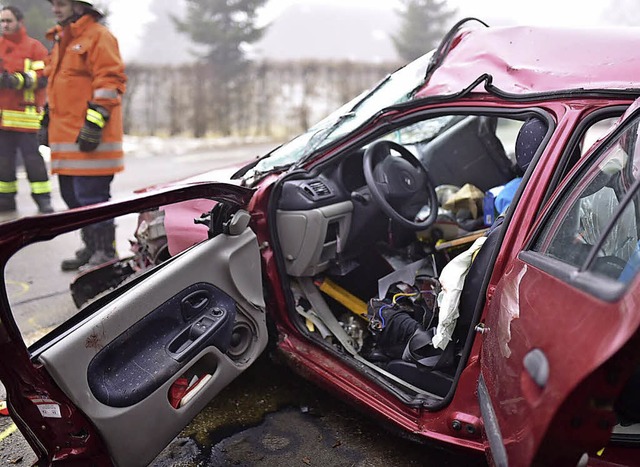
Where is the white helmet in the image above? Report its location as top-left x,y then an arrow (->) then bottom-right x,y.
46,0 -> 105,18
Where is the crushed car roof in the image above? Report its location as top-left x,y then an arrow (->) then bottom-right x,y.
416,22 -> 640,98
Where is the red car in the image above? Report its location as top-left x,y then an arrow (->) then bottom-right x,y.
2,18 -> 640,466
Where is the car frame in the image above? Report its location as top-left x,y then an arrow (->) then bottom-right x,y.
2,18 -> 640,466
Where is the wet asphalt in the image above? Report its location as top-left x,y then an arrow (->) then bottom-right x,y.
150,352 -> 487,467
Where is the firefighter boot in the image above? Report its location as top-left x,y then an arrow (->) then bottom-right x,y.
32,193 -> 54,214
83,224 -> 117,269
61,227 -> 93,271
0,194 -> 16,212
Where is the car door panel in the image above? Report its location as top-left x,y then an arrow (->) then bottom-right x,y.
477,102 -> 640,466
86,281 -> 238,407
480,243 -> 640,466
37,226 -> 266,467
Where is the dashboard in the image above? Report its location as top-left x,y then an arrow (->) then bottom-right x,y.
276,149 -> 386,277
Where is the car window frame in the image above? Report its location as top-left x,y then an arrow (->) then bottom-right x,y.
521,107 -> 640,301
541,106 -> 628,208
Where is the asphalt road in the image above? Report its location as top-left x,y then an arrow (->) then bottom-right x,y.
0,139 -> 487,466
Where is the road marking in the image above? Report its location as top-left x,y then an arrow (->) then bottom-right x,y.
6,280 -> 30,299
0,423 -> 17,442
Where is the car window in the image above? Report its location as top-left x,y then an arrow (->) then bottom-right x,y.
532,118 -> 640,283
590,191 -> 640,282
382,114 -> 525,194
581,117 -> 619,156
4,200 -> 215,348
245,51 -> 435,182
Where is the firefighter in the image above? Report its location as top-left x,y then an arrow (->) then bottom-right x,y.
41,0 -> 127,271
0,6 -> 53,214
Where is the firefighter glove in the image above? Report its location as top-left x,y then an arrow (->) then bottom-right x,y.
77,103 -> 109,152
38,105 -> 50,147
0,71 -> 34,90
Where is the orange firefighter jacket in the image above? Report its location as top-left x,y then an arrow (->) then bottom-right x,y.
45,14 -> 127,176
0,26 -> 48,132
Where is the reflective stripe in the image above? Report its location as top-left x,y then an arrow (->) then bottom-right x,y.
51,158 -> 123,171
86,108 -> 106,128
50,142 -> 123,152
31,61 -> 45,71
13,73 -> 25,89
1,109 -> 42,130
93,88 -> 119,99
0,181 -> 18,194
30,181 -> 52,195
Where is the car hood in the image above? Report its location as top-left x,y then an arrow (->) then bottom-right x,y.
131,162 -> 253,256
135,164 -> 244,194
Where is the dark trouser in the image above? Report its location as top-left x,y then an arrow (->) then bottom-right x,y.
0,129 -> 51,197
58,174 -> 113,209
59,175 -> 115,256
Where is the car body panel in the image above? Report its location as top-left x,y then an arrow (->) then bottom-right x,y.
479,99 -> 640,465
417,24 -> 640,98
481,257 -> 640,465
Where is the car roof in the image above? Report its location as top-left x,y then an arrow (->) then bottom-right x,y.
415,21 -> 640,99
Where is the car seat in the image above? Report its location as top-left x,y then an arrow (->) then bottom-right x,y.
514,117 -> 548,174
418,116 -> 517,191
454,117 -> 548,354
385,118 -> 548,396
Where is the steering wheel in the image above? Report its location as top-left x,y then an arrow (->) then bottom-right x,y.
363,140 -> 438,230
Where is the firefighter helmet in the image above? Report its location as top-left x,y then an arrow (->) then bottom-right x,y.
46,0 -> 105,18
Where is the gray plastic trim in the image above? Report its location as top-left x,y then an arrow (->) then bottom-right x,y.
277,201 -> 353,276
38,228 -> 267,467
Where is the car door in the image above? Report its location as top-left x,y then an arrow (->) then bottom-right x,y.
0,183 -> 268,467
477,105 -> 640,466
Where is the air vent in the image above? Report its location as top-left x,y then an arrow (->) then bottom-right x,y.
301,180 -> 332,200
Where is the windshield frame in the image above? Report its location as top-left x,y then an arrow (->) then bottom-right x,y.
242,51 -> 434,185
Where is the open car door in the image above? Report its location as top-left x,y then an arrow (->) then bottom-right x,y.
476,105 -> 640,466
0,183 -> 268,467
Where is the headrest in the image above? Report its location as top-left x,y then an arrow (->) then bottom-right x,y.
515,118 -> 547,172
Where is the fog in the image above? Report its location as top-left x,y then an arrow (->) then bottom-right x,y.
109,0 -> 639,64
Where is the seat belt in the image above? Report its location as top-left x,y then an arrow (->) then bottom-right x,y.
297,277 -> 438,396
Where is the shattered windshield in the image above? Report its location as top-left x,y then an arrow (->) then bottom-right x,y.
242,51 -> 434,184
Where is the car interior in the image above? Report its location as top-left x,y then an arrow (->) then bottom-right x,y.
274,107 -> 640,436
274,111 -> 528,406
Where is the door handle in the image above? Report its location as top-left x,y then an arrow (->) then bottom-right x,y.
523,348 -> 549,388
181,290 -> 211,321
167,306 -> 231,362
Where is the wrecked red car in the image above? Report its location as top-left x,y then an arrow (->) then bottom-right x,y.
2,18 -> 640,466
